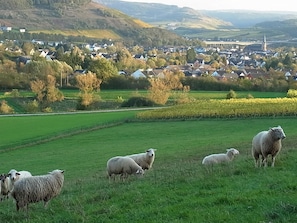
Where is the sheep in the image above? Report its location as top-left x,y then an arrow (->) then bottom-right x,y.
252,125 -> 286,167
0,174 -> 13,201
202,148 -> 240,165
107,156 -> 144,180
11,169 -> 65,211
126,148 -> 157,170
8,169 -> 32,185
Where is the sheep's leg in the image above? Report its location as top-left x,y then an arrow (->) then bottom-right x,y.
271,156 -> 276,167
263,157 -> 268,167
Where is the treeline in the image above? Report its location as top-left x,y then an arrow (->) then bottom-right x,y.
0,0 -> 32,10
0,0 -> 91,10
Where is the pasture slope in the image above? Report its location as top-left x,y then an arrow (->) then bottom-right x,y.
0,111 -> 296,222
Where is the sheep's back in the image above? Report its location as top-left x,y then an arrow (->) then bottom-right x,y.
12,174 -> 64,203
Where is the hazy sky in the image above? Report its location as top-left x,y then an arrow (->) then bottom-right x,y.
122,0 -> 297,12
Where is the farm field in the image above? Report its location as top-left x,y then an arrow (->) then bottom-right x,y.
0,111 -> 139,150
0,112 -> 296,222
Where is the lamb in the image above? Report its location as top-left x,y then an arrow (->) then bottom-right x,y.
8,169 -> 32,185
0,174 -> 13,201
126,148 -> 157,170
252,125 -> 286,167
202,148 -> 240,165
11,169 -> 65,211
107,156 -> 144,180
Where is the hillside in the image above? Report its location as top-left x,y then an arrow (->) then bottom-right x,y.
0,0 -> 187,46
201,10 -> 297,28
95,0 -> 233,29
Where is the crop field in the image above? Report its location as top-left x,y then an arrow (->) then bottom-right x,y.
0,106 -> 297,222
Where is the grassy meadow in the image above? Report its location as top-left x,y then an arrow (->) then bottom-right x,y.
0,108 -> 297,222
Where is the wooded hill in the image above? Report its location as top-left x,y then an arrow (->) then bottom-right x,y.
96,0 -> 233,30
0,0 -> 189,47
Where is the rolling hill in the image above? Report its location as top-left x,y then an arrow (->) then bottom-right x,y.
95,0 -> 233,30
0,0 -> 188,47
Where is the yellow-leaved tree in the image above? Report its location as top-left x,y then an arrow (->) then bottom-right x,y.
148,70 -> 186,105
30,75 -> 64,110
75,71 -> 102,109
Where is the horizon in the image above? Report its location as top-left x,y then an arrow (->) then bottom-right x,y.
122,0 -> 297,12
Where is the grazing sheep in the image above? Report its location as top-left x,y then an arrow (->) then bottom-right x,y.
252,126 -> 286,167
8,169 -> 32,185
0,174 -> 13,201
107,156 -> 144,180
11,169 -> 64,211
202,148 -> 240,165
127,148 -> 157,170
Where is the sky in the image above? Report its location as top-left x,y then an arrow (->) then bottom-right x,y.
122,0 -> 297,12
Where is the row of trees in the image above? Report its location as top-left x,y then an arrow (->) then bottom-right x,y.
0,0 -> 91,10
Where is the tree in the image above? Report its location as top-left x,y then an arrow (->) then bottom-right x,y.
22,42 -> 35,56
186,48 -> 196,63
88,58 -> 118,83
75,71 -> 102,108
30,75 -> 64,108
148,70 -> 184,105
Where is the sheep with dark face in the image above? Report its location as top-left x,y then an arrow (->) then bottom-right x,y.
8,169 -> 32,185
252,126 -> 286,167
0,174 -> 13,201
127,148 -> 157,170
11,169 -> 64,211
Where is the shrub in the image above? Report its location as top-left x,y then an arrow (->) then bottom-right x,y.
226,89 -> 237,99
23,100 -> 39,113
121,96 -> 155,107
0,100 -> 14,114
246,93 -> 254,99
286,89 -> 297,98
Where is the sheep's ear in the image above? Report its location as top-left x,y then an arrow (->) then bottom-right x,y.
16,172 -> 21,176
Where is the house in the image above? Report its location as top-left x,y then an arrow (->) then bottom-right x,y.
1,26 -> 12,32
131,69 -> 146,79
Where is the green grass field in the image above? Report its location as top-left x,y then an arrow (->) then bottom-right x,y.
0,110 -> 296,222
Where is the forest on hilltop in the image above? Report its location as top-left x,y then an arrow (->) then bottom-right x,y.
0,0 -> 91,10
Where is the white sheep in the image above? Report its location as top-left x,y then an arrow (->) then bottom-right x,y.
252,125 -> 286,167
8,169 -> 32,185
107,156 -> 144,180
0,174 -> 13,201
202,148 -> 240,165
11,169 -> 65,211
127,148 -> 156,170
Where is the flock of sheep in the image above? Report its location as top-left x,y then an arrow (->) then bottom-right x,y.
0,169 -> 65,211
0,125 -> 286,212
107,125 -> 286,180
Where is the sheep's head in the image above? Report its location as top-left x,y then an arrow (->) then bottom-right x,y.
0,174 -> 7,183
227,148 -> 240,156
271,126 -> 286,140
7,169 -> 19,182
146,148 -> 156,157
136,169 -> 144,176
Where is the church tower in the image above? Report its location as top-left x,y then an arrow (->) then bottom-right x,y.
262,35 -> 267,51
